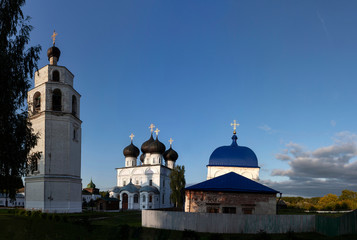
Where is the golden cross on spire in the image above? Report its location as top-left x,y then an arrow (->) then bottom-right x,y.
169,138 -> 174,146
231,120 -> 240,134
129,133 -> 135,142
51,30 -> 58,46
154,128 -> 160,137
149,123 -> 155,133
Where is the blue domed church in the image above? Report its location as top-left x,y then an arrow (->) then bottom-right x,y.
207,120 -> 260,181
185,121 -> 279,215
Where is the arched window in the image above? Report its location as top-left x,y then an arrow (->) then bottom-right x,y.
143,195 -> 146,202
72,95 -> 77,116
33,92 -> 41,113
134,194 -> 139,203
149,195 -> 152,203
52,70 -> 59,82
52,89 -> 62,111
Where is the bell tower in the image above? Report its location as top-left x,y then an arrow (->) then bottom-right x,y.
25,32 -> 82,213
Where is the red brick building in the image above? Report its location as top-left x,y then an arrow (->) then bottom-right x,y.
185,172 -> 279,215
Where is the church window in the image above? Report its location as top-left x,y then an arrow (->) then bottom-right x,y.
223,207 -> 236,214
149,195 -> 152,203
134,194 -> 138,203
72,95 -> 77,116
52,89 -> 62,111
33,92 -> 41,113
143,195 -> 146,202
149,180 -> 152,186
52,70 -> 59,81
242,208 -> 254,215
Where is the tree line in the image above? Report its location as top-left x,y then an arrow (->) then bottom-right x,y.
281,189 -> 357,211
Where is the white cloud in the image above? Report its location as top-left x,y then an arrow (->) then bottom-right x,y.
268,131 -> 357,197
330,120 -> 336,127
259,124 -> 273,133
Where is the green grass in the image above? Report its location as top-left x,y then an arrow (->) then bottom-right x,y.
0,209 -> 356,240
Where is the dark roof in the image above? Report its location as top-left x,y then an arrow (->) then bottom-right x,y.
120,182 -> 139,193
208,134 -> 259,168
141,134 -> 155,153
186,172 -> 279,194
123,142 -> 140,158
139,185 -> 160,194
163,147 -> 178,161
47,46 -> 61,61
148,138 -> 166,154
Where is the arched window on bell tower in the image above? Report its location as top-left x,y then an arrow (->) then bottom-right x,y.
52,70 -> 60,82
72,95 -> 77,116
33,92 -> 41,113
52,89 -> 62,111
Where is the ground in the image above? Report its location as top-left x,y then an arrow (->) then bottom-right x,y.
0,209 -> 356,240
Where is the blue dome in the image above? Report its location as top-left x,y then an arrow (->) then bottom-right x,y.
208,135 -> 259,168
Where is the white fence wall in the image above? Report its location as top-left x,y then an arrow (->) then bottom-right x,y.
142,210 -> 316,234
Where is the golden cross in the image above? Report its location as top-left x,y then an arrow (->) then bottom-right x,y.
129,133 -> 135,141
154,128 -> 160,136
149,123 -> 155,133
231,120 -> 240,134
51,30 -> 58,46
169,138 -> 174,146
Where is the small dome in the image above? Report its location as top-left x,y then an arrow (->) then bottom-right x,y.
123,142 -> 140,158
148,138 -> 166,154
120,181 -> 139,193
163,147 -> 178,161
208,134 -> 259,168
141,134 -> 155,153
112,186 -> 121,193
139,185 -> 160,194
87,179 -> 96,188
140,154 -> 145,163
47,46 -> 61,61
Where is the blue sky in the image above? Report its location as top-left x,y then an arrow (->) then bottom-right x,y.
23,1 -> 357,197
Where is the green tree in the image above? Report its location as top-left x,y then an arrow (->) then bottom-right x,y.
317,193 -> 339,210
0,0 -> 41,206
169,165 -> 186,209
339,189 -> 357,201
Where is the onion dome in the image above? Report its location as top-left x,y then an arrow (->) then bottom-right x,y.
140,154 -> 145,163
123,142 -> 140,158
86,179 -> 96,188
208,134 -> 259,168
139,185 -> 160,194
163,147 -> 178,161
119,181 -> 139,193
141,134 -> 155,153
148,137 -> 166,154
47,46 -> 61,61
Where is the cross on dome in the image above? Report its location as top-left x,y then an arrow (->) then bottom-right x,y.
51,30 -> 58,46
169,138 -> 174,146
149,123 -> 155,133
231,120 -> 240,135
129,133 -> 135,142
154,128 -> 160,137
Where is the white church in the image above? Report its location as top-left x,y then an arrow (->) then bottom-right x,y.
25,33 -> 82,213
110,124 -> 179,210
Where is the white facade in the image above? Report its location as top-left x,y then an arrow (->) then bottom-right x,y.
25,48 -> 82,213
113,164 -> 172,210
111,134 -> 177,210
207,166 -> 260,181
0,193 -> 25,207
